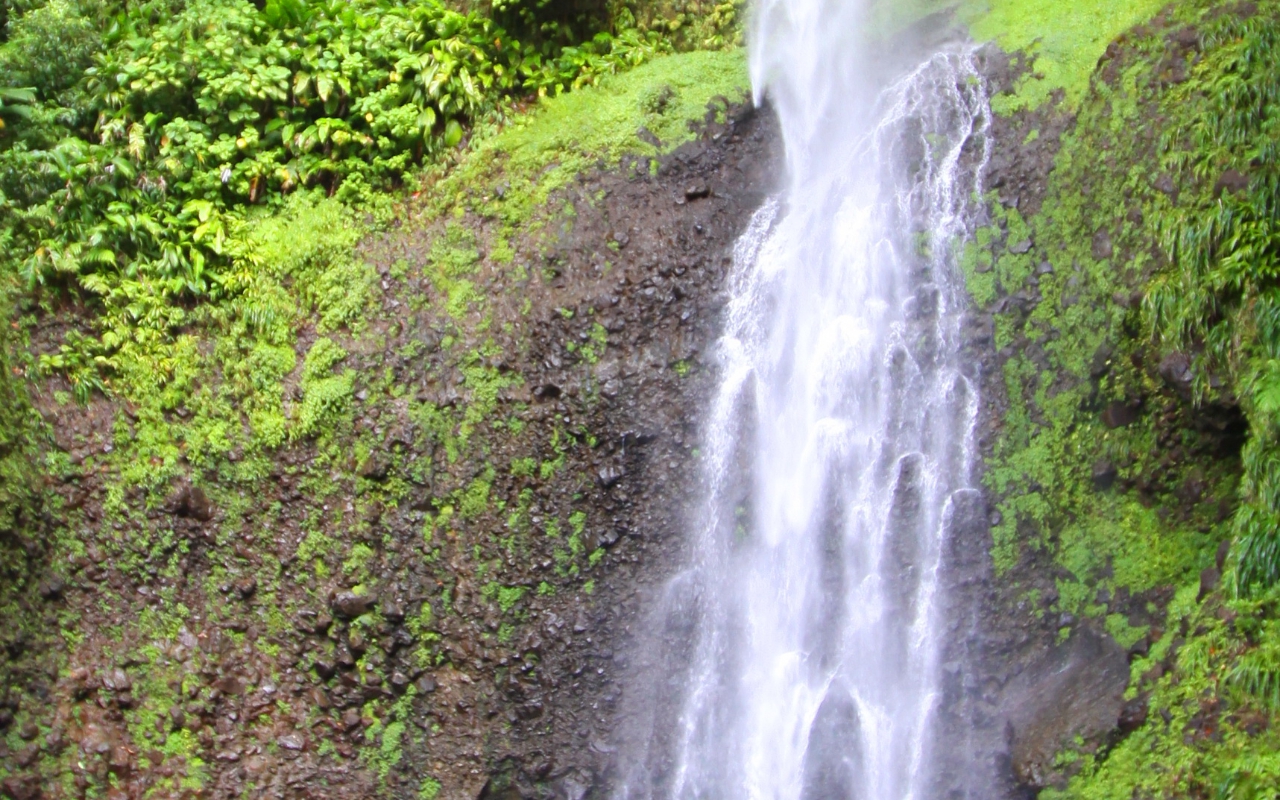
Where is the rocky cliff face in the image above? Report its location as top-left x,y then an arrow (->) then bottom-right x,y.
0,79 -> 781,798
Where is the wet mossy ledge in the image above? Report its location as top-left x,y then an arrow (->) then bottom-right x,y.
0,43 -> 758,798
959,0 -> 1280,795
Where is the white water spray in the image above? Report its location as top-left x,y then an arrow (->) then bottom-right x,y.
614,4 -> 991,798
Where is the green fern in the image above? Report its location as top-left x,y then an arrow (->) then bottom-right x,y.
1217,750 -> 1280,800
1227,631 -> 1280,710
1146,4 -> 1280,596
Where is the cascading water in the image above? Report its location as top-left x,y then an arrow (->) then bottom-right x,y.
612,3 -> 991,799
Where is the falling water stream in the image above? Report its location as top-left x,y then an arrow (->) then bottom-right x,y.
615,2 -> 991,798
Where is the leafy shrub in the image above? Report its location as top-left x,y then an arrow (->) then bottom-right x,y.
0,0 -> 99,98
0,0 -> 682,400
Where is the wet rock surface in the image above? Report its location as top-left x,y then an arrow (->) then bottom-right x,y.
0,104 -> 780,799
1003,628 -> 1130,790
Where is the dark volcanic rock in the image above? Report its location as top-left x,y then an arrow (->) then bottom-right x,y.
1091,228 -> 1114,260
1101,400 -> 1140,428
1214,168 -> 1249,197
101,667 -> 131,693
1199,566 -> 1221,600
1158,352 -> 1194,398
1,775 -> 42,800
1118,696 -> 1149,734
330,591 -> 377,618
1002,627 -> 1129,790
597,464 -> 626,488
1091,460 -> 1118,491
166,482 -> 214,521
233,577 -> 257,599
37,578 -> 64,601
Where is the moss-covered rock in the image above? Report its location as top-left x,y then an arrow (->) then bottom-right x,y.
957,1 -> 1280,795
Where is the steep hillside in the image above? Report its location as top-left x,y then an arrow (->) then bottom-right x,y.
0,9 -> 777,794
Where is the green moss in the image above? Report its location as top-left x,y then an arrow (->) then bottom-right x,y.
431,49 -> 749,227
361,691 -> 416,784
459,355 -> 520,447
481,583 -> 527,613
1103,612 -> 1148,651
426,223 -> 483,320
970,3 -> 1280,794
580,322 -> 609,366
293,336 -> 355,439
343,543 -> 377,577
966,0 -> 1168,110
959,240 -> 998,308
496,49 -> 743,171
419,777 -> 443,800
872,0 -> 1166,110
374,720 -> 406,780
459,470 -> 494,519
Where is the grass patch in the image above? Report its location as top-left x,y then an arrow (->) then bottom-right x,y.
870,0 -> 1168,110
429,48 -> 749,225
965,0 -> 1169,111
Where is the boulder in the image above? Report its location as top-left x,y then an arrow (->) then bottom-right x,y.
1091,229 -> 1113,260
1001,627 -> 1129,790
330,590 -> 377,618
1101,401 -> 1139,429
1091,461 -> 1118,491
1158,352 -> 1194,399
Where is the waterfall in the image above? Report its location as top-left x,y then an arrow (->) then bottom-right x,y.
613,4 -> 991,798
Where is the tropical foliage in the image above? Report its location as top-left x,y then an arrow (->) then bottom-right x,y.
0,0 -> 685,399
1147,5 -> 1280,595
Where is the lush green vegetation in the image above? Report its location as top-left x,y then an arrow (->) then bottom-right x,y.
0,0 -> 746,498
966,0 -> 1280,795
962,4 -> 1232,613
425,46 -> 746,223
0,0 -> 703,409
965,0 -> 1169,110
874,0 -> 1168,110
0,0 -> 746,790
1064,7 -> 1280,792
1146,8 -> 1280,598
